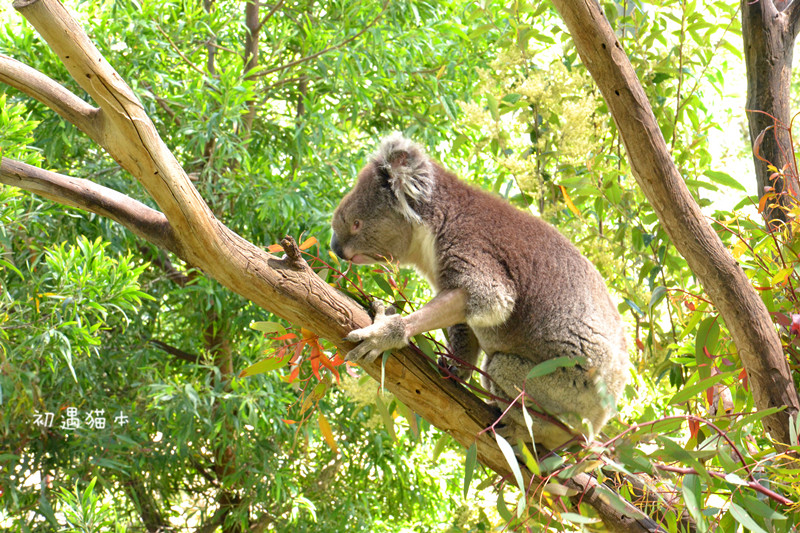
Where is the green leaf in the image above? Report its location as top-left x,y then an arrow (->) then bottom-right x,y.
695,317 -> 720,379
431,433 -> 450,462
518,440 -> 540,477
703,170 -> 746,192
374,394 -> 396,441
369,273 -> 394,297
238,351 -> 292,377
649,286 -> 667,312
527,355 -> 588,379
729,502 -> 769,533
495,433 -> 526,500
0,258 -> 23,279
678,301 -> 709,340
622,298 -> 644,317
561,512 -> 601,524
668,370 -> 736,405
249,321 -> 286,334
681,474 -> 707,531
413,334 -> 436,359
656,437 -> 710,481
463,442 -> 477,498
520,400 -> 537,450
736,494 -> 787,521
496,486 -> 513,522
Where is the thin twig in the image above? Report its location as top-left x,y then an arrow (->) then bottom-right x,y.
254,0 -> 389,78
154,23 -> 206,76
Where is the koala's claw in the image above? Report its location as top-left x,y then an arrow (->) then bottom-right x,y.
437,355 -> 473,381
344,301 -> 408,364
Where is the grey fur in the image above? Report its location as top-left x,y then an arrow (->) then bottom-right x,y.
332,134 -> 630,449
372,132 -> 434,223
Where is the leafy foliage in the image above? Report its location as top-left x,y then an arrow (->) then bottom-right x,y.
1,0 -> 799,531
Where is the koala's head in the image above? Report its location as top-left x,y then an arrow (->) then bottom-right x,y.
331,133 -> 434,266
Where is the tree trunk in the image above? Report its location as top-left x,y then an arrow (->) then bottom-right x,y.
241,0 -> 260,134
742,0 -> 800,229
549,0 -> 800,446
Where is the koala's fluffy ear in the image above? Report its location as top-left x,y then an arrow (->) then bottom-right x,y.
372,133 -> 434,223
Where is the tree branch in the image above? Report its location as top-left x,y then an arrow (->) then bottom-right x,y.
0,53 -> 102,142
259,0 -> 286,31
0,157 -> 180,255
149,340 -> 201,364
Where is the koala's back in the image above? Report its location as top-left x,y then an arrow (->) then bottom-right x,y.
425,166 -> 628,392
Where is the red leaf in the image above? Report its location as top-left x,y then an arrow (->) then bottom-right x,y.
771,312 -> 792,328
310,352 -> 322,381
703,346 -> 715,361
757,194 -> 770,214
285,366 -> 300,383
739,368 -> 749,391
688,418 -> 700,439
299,236 -> 318,250
635,338 -> 645,351
752,126 -> 770,163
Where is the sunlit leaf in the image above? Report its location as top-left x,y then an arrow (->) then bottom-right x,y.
238,350 -> 292,377
495,433 -> 526,501
729,502 -> 768,533
318,412 -> 339,454
463,442 -> 477,498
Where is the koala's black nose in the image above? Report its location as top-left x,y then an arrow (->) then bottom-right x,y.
330,233 -> 346,260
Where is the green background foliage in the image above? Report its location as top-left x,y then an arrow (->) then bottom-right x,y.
1,0 -> 798,531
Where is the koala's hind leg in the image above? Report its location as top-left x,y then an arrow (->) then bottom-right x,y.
439,323 -> 481,381
483,353 -> 612,450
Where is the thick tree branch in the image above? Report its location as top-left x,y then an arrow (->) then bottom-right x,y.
0,53 -> 102,141
551,0 -> 799,446
0,157 -> 179,255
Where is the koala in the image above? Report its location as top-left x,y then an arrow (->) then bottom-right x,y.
331,133 -> 629,449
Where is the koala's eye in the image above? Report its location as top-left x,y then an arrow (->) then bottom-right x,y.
352,219 -> 361,232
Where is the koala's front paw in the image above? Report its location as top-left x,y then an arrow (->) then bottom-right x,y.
344,301 -> 408,364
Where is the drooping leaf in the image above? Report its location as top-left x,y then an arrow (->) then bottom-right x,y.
527,355 -> 588,379
729,502 -> 769,533
495,433 -> 526,501
463,442 -> 477,498
318,412 -> 339,454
